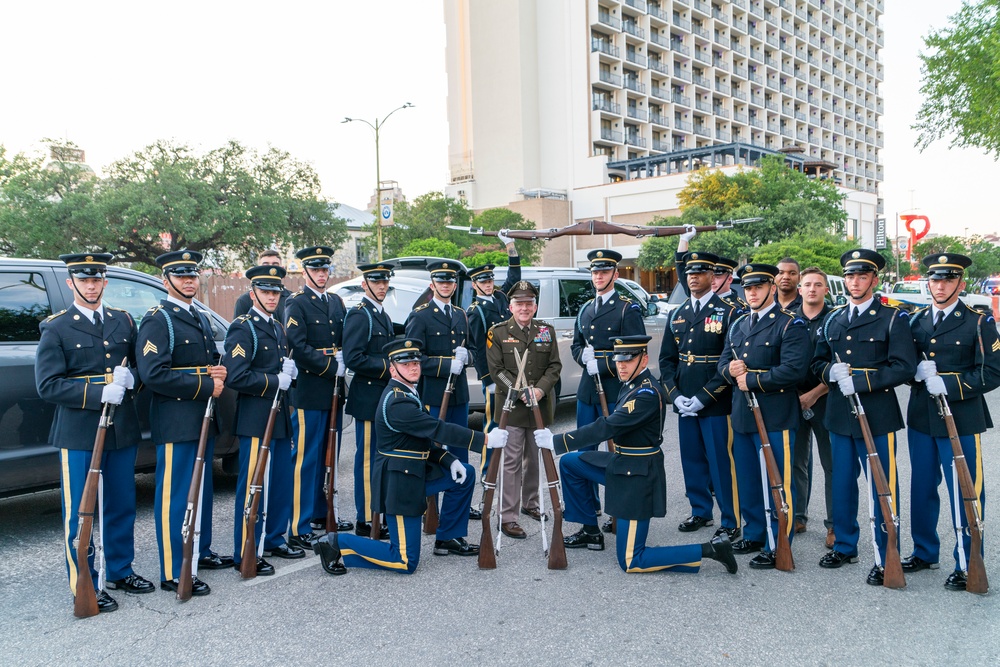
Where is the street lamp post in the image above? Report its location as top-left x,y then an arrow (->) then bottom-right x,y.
343,102 -> 414,261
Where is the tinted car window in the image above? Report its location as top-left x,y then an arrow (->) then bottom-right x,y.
104,276 -> 164,324
0,272 -> 53,342
560,279 -> 594,318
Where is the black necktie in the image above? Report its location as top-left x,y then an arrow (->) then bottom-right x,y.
692,300 -> 702,320
94,310 -> 103,329
444,304 -> 452,319
851,306 -> 860,323
935,310 -> 945,328
750,312 -> 759,329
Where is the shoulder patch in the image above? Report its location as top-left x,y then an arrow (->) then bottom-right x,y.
142,340 -> 158,356
231,343 -> 246,358
898,310 -> 910,319
287,316 -> 300,327
637,387 -> 656,395
623,399 -> 636,413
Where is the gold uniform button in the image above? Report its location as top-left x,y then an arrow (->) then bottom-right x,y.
930,352 -> 936,357
846,350 -> 852,354
106,353 -> 111,359
106,367 -> 112,373
104,341 -> 109,346
930,338 -> 936,344
846,336 -> 852,341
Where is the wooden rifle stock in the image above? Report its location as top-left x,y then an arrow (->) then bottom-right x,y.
526,387 -> 567,570
593,372 -> 617,534
73,400 -> 116,618
837,355 -> 904,588
745,391 -> 795,571
422,373 -> 455,535
239,387 -> 285,579
177,395 -> 215,601
932,392 -> 988,594
325,373 -> 341,533
478,386 -> 516,569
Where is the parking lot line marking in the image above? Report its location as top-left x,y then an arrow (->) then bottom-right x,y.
244,555 -> 320,586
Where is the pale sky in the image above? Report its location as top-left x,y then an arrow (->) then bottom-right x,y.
1,1 -> 995,239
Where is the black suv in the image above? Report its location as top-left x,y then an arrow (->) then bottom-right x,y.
0,258 -> 238,497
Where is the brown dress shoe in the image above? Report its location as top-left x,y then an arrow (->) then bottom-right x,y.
825,527 -> 836,549
501,522 -> 527,539
795,521 -> 807,534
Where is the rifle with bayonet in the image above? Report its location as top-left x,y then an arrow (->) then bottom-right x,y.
836,353 -> 905,589
593,371 -> 617,534
177,395 -> 215,601
446,217 -> 762,241
324,371 -> 343,533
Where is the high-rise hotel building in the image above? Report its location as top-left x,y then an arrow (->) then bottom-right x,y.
444,0 -> 884,277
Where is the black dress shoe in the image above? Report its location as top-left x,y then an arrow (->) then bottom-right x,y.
601,518 -> 615,533
355,521 -> 388,539
678,515 -> 714,532
818,550 -> 859,569
160,577 -> 211,596
901,555 -> 939,572
944,570 -> 967,591
310,519 -> 326,531
336,519 -> 355,532
106,573 -> 155,594
95,589 -> 118,613
312,534 -> 347,575
866,564 -> 884,586
234,558 -> 274,576
434,537 -> 479,556
265,543 -> 305,559
707,535 -> 738,574
731,539 -> 765,554
564,529 -> 605,551
198,552 -> 234,570
713,526 -> 741,541
469,507 -> 482,521
749,551 -> 777,570
287,533 -> 321,550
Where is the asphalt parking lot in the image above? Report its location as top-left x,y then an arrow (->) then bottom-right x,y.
1,388 -> 998,666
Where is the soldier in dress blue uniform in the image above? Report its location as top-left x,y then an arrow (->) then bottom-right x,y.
571,249 -> 646,524
712,256 -> 747,310
312,339 -> 499,575
533,336 -> 737,576
342,262 -> 396,537
466,229 -> 520,478
659,252 -> 741,540
284,246 -> 353,549
405,260 -> 479,520
225,264 -> 303,576
233,250 -> 290,323
137,250 -> 229,596
718,263 -> 810,570
812,249 -> 917,586
36,253 -> 154,613
903,253 -> 1000,591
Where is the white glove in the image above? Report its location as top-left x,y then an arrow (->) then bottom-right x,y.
680,224 -> 697,242
335,349 -> 344,367
277,372 -> 292,391
497,229 -> 514,245
450,459 -> 467,484
925,375 -> 947,396
534,428 -> 554,451
101,383 -> 125,405
112,366 -> 134,390
581,345 -> 596,364
673,396 -> 692,412
336,358 -> 347,377
454,346 -> 469,364
687,397 -> 705,414
599,440 -> 610,451
487,429 -> 508,449
830,362 -> 851,382
485,383 -> 496,395
282,358 -> 298,380
586,359 -> 599,376
838,376 -> 856,396
450,359 -> 464,375
679,409 -> 698,418
914,360 -> 937,382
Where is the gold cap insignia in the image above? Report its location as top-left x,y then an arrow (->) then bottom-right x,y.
746,265 -> 753,272
85,255 -> 94,262
938,255 -> 948,263
182,252 -> 191,260
615,338 -> 623,345
315,247 -> 321,253
404,340 -> 412,348
852,251 -> 861,259
443,263 -> 449,269
596,251 -> 604,258
269,268 -> 277,276
691,253 -> 699,259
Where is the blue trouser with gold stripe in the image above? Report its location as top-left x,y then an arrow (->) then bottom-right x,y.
733,429 -> 796,553
290,408 -> 342,536
233,435 -> 292,565
830,432 -> 899,564
678,414 -> 739,530
575,401 -> 604,514
908,429 -> 985,570
59,445 -> 139,593
337,462 -> 476,574
355,421 -> 378,522
154,438 -> 216,582
616,519 -> 703,573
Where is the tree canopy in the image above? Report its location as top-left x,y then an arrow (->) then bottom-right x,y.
914,0 -> 1000,157
0,139 -> 348,270
637,156 -> 847,270
380,193 -> 543,265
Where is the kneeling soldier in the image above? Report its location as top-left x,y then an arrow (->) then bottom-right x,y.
533,336 -> 737,575
313,339 -> 501,575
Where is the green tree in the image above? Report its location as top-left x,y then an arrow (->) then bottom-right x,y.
399,238 -> 462,258
470,208 -> 544,265
749,234 -> 858,276
914,0 -> 1000,156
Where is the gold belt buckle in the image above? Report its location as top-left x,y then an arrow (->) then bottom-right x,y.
104,373 -> 114,384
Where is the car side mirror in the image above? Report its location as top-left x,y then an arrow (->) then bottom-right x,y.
835,296 -> 847,306
646,302 -> 658,317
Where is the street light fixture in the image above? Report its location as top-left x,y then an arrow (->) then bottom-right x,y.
343,102 -> 415,261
